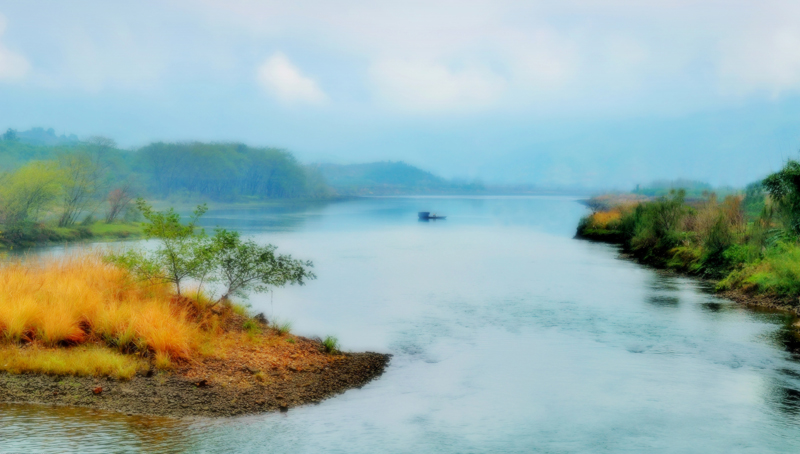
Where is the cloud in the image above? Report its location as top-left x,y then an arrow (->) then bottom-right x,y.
0,14 -> 30,81
719,26 -> 800,96
257,53 -> 327,104
370,59 -> 506,112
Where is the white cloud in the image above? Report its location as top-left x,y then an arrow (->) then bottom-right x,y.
0,14 -> 30,81
719,26 -> 800,96
370,59 -> 506,112
257,53 -> 326,104
180,0 -> 800,113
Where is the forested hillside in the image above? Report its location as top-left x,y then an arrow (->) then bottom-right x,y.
134,142 -> 330,200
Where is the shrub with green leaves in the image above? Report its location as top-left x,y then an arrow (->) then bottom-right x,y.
107,200 -> 315,304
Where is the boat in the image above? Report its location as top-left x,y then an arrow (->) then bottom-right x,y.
418,212 -> 447,220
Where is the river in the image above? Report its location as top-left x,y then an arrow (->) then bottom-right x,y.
2,196 -> 800,453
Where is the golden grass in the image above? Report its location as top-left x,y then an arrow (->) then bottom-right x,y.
0,345 -> 146,380
0,253 -> 201,360
589,209 -> 622,229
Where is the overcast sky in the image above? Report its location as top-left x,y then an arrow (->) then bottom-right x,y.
1,0 -> 799,189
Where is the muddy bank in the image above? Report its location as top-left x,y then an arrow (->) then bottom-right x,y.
0,339 -> 390,418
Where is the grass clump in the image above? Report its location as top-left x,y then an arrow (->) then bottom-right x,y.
153,351 -> 173,370
0,345 -> 146,380
243,318 -> 261,335
321,336 -> 340,354
272,320 -> 292,336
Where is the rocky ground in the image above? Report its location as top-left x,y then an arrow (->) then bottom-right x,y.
0,334 -> 390,418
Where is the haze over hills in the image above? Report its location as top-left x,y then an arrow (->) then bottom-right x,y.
312,161 -> 484,196
2,127 -> 758,200
0,128 -> 488,200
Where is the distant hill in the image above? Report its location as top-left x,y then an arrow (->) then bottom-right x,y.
631,179 -> 739,200
16,127 -> 80,147
312,161 -> 484,195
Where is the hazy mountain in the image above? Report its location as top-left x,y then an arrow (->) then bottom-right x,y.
313,161 -> 484,195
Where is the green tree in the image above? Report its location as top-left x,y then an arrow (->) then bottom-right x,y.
2,128 -> 18,142
108,199 -> 211,296
211,229 -> 315,304
763,159 -> 800,235
0,161 -> 62,226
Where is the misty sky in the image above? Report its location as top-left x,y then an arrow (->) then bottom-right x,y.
1,1 -> 800,189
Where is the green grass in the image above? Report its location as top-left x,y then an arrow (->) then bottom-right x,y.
718,242 -> 800,297
242,318 -> 262,336
87,222 -> 144,238
1,221 -> 143,249
0,345 -> 147,380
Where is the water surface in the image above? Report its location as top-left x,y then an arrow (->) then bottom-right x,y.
3,196 -> 800,453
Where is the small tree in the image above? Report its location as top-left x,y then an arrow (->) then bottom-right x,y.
57,152 -> 105,227
0,161 -> 62,226
212,229 -> 315,304
2,128 -> 18,142
105,183 -> 135,223
109,199 -> 211,296
108,201 -> 316,303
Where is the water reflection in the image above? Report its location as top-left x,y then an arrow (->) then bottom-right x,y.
646,295 -> 680,307
700,301 -> 726,313
0,404 -> 193,453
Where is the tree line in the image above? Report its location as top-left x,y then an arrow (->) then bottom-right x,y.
0,130 -> 332,234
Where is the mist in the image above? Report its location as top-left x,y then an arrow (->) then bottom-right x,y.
1,1 -> 799,190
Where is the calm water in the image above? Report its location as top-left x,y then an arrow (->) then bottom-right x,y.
3,196 -> 800,453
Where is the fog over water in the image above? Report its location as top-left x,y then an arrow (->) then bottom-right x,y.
4,196 -> 800,453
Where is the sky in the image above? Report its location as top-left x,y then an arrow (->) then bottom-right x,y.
1,0 -> 800,189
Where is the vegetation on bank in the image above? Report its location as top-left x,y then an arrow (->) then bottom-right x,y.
0,202 -> 320,380
577,159 -> 800,303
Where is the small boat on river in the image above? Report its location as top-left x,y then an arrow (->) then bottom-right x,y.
418,211 -> 447,220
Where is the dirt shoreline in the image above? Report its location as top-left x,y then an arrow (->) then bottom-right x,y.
0,339 -> 390,418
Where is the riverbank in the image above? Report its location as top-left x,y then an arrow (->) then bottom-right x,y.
0,331 -> 389,418
0,221 -> 143,250
0,253 -> 389,417
576,192 -> 800,321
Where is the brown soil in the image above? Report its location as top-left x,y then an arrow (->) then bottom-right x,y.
0,331 -> 390,418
